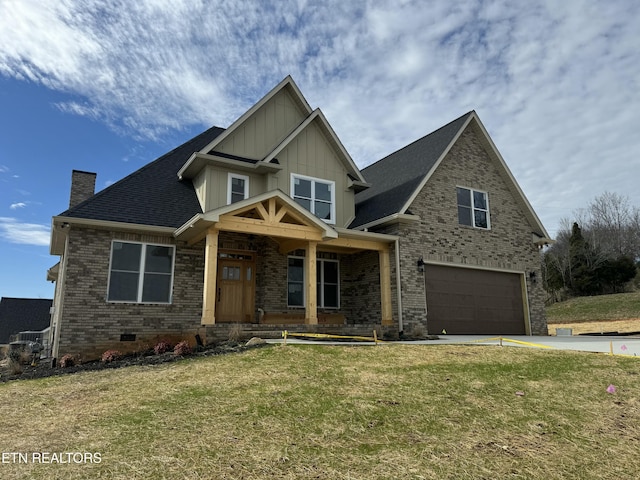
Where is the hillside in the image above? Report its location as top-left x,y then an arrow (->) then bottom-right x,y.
546,291 -> 640,335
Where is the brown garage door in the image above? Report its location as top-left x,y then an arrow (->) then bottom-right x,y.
425,265 -> 526,335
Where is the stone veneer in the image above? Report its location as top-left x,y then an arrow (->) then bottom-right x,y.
371,125 -> 547,335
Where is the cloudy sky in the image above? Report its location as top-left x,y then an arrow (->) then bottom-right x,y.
0,0 -> 639,299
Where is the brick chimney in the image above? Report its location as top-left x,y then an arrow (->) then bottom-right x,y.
69,170 -> 97,209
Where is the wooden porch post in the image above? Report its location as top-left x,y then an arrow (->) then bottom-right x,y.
305,241 -> 318,324
202,228 -> 219,325
379,246 -> 393,325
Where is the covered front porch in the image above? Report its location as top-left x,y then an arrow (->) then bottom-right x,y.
175,191 -> 398,334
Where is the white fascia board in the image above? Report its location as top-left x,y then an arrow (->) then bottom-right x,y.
334,227 -> 398,243
352,213 -> 421,231
178,152 -> 282,180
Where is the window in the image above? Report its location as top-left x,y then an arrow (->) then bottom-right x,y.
107,241 -> 175,303
287,257 -> 305,307
287,256 -> 339,308
291,174 -> 335,224
317,259 -> 339,308
228,173 -> 249,204
457,187 -> 490,229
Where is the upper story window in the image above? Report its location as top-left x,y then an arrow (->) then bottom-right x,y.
228,173 -> 249,204
457,187 -> 490,229
107,241 -> 175,303
291,174 -> 335,224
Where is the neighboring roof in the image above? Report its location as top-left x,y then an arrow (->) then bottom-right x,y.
352,112 -> 473,228
58,126 -> 225,228
0,297 -> 52,344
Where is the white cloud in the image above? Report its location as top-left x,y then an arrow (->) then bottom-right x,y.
0,0 -> 639,234
10,202 -> 26,209
0,165 -> 9,173
0,217 -> 50,246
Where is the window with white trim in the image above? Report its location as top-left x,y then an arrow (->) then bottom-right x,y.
107,241 -> 175,303
228,173 -> 249,204
287,255 -> 340,309
457,187 -> 490,229
291,174 -> 335,224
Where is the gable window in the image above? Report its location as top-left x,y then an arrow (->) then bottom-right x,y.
457,187 -> 490,229
291,174 -> 335,224
107,241 -> 175,303
287,255 -> 340,308
228,173 -> 249,204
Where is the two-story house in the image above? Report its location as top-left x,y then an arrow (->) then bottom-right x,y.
48,76 -> 551,360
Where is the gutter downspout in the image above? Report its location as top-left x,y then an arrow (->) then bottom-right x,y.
394,238 -> 403,333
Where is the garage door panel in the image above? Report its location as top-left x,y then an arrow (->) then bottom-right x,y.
425,265 -> 526,335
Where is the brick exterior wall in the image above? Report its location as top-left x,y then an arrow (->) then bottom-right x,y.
69,170 -> 96,209
371,125 -> 547,335
55,228 -> 205,360
55,228 -> 387,359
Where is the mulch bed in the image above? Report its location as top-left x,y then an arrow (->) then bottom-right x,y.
0,341 -> 264,384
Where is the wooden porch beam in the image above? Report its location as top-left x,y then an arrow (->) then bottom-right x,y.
202,228 -> 219,325
306,241 -> 318,324
216,216 -> 323,240
323,237 -> 388,252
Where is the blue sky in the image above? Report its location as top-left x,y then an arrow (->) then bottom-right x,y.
1,0 -> 639,299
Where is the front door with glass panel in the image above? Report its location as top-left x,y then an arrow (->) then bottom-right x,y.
216,252 -> 255,323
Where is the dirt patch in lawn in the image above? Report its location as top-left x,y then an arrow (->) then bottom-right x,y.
548,318 -> 640,336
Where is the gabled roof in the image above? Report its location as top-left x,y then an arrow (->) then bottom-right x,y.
352,111 -> 551,240
58,126 -> 225,228
263,109 -> 366,183
352,112 -> 473,228
197,76 -> 313,157
0,297 -> 52,344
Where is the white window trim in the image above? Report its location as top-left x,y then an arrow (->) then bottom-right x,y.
457,186 -> 491,230
290,173 -> 336,224
107,240 -> 175,304
227,173 -> 250,205
287,255 -> 340,309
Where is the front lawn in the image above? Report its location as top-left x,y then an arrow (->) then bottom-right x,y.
0,344 -> 638,479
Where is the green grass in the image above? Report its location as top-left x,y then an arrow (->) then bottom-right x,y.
546,291 -> 640,324
1,345 -> 639,479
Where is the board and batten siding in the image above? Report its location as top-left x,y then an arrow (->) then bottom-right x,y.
267,121 -> 356,227
215,88 -> 307,160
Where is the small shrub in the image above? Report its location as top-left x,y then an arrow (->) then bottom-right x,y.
101,349 -> 122,363
173,340 -> 192,356
153,341 -> 172,355
8,358 -> 23,375
59,354 -> 76,368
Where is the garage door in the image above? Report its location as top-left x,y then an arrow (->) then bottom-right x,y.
425,265 -> 526,335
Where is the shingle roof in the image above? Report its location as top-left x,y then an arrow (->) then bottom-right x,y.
352,112 -> 473,228
0,297 -> 52,344
59,126 -> 225,228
